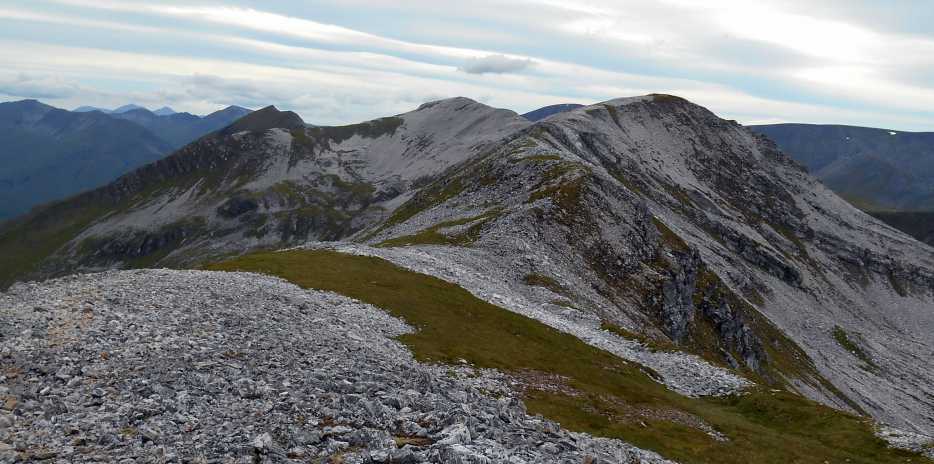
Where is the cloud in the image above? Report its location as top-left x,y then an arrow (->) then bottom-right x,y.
458,54 -> 536,74
9,0 -> 934,130
0,73 -> 82,99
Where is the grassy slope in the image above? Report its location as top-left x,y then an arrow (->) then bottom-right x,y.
207,249 -> 928,464
0,202 -> 108,288
376,210 -> 501,248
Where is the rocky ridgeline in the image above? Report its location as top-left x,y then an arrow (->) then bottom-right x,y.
0,270 -> 673,464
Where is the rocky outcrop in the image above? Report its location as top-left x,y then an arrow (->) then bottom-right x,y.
220,105 -> 305,135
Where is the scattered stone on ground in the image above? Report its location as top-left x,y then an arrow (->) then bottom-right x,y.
0,269 -> 675,463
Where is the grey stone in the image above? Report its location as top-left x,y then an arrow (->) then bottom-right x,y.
0,269 -> 675,463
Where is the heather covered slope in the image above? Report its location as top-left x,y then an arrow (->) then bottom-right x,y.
207,249 -> 930,464
522,103 -> 585,121
871,211 -> 934,246
0,267 -> 675,463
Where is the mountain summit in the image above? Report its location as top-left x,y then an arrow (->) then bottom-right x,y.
153,106 -> 176,116
221,105 -> 305,134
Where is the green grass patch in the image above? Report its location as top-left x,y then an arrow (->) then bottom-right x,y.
292,117 -> 404,153
549,299 -> 577,309
527,177 -> 585,212
886,271 -> 910,297
662,183 -> 695,209
832,326 -> 879,371
522,273 -> 568,296
383,179 -> 466,229
510,154 -> 562,163
601,321 -> 677,353
692,270 -> 865,413
376,210 -> 501,248
652,217 -> 690,253
650,94 -> 690,104
206,250 -> 929,464
0,203 -> 107,288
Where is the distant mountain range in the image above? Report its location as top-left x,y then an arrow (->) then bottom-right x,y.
0,100 -> 251,221
751,124 -> 934,246
108,105 -> 252,148
750,124 -> 934,212
73,103 -> 176,115
521,103 -> 585,121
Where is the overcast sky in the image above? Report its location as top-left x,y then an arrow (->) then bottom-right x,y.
2,0 -> 933,129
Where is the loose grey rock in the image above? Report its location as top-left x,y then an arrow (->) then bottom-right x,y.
0,269 -> 674,463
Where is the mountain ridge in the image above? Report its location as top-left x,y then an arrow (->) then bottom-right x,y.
1,94 -> 933,446
0,100 -> 172,221
0,100 -> 253,221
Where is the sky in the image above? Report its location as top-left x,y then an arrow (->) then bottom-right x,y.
1,0 -> 933,130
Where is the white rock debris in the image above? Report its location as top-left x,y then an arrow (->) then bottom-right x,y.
876,425 -> 934,459
0,269 -> 675,464
318,243 -> 752,397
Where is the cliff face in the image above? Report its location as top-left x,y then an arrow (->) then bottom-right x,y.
2,94 -> 933,435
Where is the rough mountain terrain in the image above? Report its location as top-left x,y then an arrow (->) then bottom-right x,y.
2,94 -> 934,461
870,210 -> 934,246
353,96 -> 934,434
751,123 -> 934,246
0,97 -> 527,286
0,270 -> 672,463
0,100 -> 251,222
73,104 -> 147,114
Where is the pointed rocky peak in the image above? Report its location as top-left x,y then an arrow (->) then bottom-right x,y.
206,105 -> 252,120
1,99 -> 55,113
590,94 -> 699,115
120,107 -> 157,118
220,105 -> 304,135
416,96 -> 477,110
538,94 -> 729,137
153,106 -> 176,116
